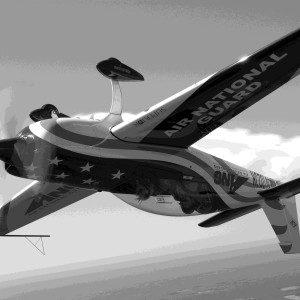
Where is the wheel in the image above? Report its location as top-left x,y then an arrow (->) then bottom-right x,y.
196,198 -> 214,214
180,204 -> 195,214
136,183 -> 151,200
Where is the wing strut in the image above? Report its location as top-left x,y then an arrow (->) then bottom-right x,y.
97,79 -> 124,127
110,79 -> 122,116
2,234 -> 50,255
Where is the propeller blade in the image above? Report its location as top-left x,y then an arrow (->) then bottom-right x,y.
0,138 -> 18,164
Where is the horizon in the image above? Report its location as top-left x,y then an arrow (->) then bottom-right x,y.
0,237 -> 277,282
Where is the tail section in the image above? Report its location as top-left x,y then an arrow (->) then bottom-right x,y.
261,197 -> 300,254
258,178 -> 300,254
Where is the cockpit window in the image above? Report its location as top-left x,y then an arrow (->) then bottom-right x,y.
16,127 -> 34,143
16,128 -> 26,137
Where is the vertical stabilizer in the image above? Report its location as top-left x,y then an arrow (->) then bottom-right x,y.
261,197 -> 300,254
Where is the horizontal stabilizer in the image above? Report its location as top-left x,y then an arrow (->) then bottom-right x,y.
258,178 -> 300,200
199,205 -> 260,227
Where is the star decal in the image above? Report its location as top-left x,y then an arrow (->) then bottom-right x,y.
82,178 -> 94,184
27,174 -> 40,180
55,172 -> 69,179
48,157 -> 63,166
80,162 -> 94,172
112,170 -> 125,180
24,163 -> 38,172
33,194 -> 44,203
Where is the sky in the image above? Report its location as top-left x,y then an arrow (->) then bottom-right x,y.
0,0 -> 300,276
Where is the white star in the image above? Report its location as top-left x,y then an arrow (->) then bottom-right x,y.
80,162 -> 94,172
24,163 -> 38,172
82,178 -> 94,184
48,157 -> 63,166
33,194 -> 43,202
27,174 -> 40,180
112,170 -> 124,180
55,172 -> 69,179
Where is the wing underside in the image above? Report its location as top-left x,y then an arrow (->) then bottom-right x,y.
112,28 -> 300,148
0,181 -> 96,235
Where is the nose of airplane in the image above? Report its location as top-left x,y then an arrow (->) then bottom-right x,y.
0,138 -> 18,164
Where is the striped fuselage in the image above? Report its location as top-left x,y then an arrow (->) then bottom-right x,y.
8,118 -> 278,217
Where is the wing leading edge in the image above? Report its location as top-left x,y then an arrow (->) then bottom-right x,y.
0,181 -> 96,235
112,28 -> 300,148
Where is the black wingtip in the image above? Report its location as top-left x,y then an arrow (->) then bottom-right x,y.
96,58 -> 144,82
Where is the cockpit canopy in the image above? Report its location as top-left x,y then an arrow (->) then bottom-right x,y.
29,104 -> 69,122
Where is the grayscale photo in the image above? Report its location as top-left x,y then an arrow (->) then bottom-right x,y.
0,1 -> 299,299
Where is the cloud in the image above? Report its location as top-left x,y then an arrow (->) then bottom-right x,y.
194,127 -> 300,181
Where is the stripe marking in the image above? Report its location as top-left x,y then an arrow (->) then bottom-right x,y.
29,122 -> 263,208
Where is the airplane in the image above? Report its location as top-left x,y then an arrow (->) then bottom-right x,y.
0,28 -> 300,255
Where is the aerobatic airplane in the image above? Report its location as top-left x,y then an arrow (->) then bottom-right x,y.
0,28 -> 300,254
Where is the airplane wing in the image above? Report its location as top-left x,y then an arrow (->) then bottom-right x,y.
112,28 -> 300,148
0,181 -> 97,235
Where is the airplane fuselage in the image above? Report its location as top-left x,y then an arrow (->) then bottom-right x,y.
6,118 -> 278,217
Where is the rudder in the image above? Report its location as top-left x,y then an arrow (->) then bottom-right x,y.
261,196 -> 300,254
